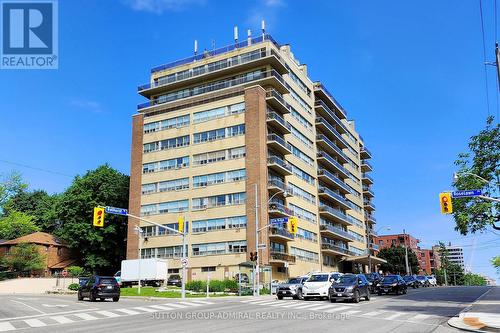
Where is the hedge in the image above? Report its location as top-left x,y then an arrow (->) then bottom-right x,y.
185,279 -> 239,293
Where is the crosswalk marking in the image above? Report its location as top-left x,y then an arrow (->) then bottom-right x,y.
165,303 -> 187,308
24,319 -> 46,327
307,304 -> 338,311
149,305 -> 174,311
189,300 -> 213,305
280,302 -> 311,308
325,306 -> 350,313
345,310 -> 361,315
114,308 -> 140,315
177,302 -> 203,307
95,311 -> 121,318
253,301 -> 279,306
411,314 -> 430,320
292,304 -> 324,309
247,300 -> 275,305
268,301 -> 290,306
50,316 -> 74,324
0,322 -> 15,332
73,313 -> 99,321
385,312 -> 405,320
362,311 -> 381,317
133,306 -> 158,313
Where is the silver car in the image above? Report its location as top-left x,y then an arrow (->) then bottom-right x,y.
276,276 -> 308,300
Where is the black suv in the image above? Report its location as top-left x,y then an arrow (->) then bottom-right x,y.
403,275 -> 419,289
377,275 -> 407,295
78,275 -> 120,302
329,274 -> 371,303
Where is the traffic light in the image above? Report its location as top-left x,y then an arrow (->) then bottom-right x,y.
93,207 -> 105,227
439,192 -> 453,214
178,216 -> 184,233
250,252 -> 258,261
288,216 -> 298,234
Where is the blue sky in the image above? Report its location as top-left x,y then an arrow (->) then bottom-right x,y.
0,0 -> 498,281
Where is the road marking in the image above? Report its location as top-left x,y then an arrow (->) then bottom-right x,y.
50,316 -> 74,324
292,303 -> 324,309
24,319 -> 47,327
0,322 -> 15,332
189,300 -> 213,305
268,301 -> 290,306
325,306 -> 350,313
114,309 -> 140,315
42,304 -> 69,308
149,305 -> 174,311
411,314 -> 430,320
345,310 -> 361,315
95,311 -> 121,318
165,303 -> 187,308
177,302 -> 203,307
280,303 -> 310,308
385,312 -> 405,320
246,300 -> 275,305
253,301 -> 278,306
307,304 -> 338,311
362,311 -> 382,317
134,307 -> 158,313
73,313 -> 99,321
0,308 -> 99,323
10,300 -> 46,314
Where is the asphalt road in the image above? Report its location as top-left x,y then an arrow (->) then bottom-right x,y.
0,286 -> 494,333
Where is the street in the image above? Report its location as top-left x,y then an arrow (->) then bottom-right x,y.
0,286 -> 495,332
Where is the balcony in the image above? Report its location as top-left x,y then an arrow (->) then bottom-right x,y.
269,251 -> 296,264
267,110 -> 291,134
361,161 -> 373,172
360,147 -> 372,160
316,151 -> 349,179
362,173 -> 374,185
317,169 -> 350,194
316,135 -> 349,164
138,69 -> 288,111
369,243 -> 379,251
367,227 -> 377,236
268,179 -> 293,197
319,204 -> 351,226
267,156 -> 292,176
320,223 -> 355,242
269,227 -> 294,241
314,100 -> 348,134
267,134 -> 292,155
318,187 -> 351,210
363,200 -> 376,211
313,82 -> 347,119
363,186 -> 374,198
321,243 -> 353,256
316,117 -> 349,149
268,202 -> 293,218
365,214 -> 376,224
265,89 -> 291,114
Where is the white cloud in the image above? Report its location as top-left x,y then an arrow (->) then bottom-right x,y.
124,0 -> 204,14
69,99 -> 103,113
245,0 -> 285,31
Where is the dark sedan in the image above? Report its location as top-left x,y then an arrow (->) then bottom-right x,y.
78,275 -> 120,302
403,275 -> 419,289
377,275 -> 407,295
329,274 -> 371,303
167,274 -> 182,287
363,272 -> 382,293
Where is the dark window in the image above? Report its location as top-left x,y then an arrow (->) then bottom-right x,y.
168,269 -> 179,274
201,267 -> 216,272
99,278 -> 117,285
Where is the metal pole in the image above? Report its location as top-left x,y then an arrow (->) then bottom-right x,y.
138,231 -> 142,295
206,274 -> 210,298
255,183 -> 260,297
444,268 -> 448,286
403,229 -> 410,276
368,253 -> 372,273
181,231 -> 186,299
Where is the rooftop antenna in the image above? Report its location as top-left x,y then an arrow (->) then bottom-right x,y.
247,29 -> 252,45
234,26 -> 239,46
211,39 -> 216,51
261,20 -> 266,39
194,39 -> 198,56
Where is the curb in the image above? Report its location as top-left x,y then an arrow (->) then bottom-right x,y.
119,295 -> 275,301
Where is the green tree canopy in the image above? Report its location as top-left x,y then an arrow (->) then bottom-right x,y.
1,243 -> 45,273
55,165 -> 129,274
0,171 -> 27,211
492,256 -> 500,275
463,273 -> 487,286
453,116 -> 500,234
377,246 -> 419,275
0,211 -> 40,240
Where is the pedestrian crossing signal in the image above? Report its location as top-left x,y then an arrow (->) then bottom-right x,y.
93,207 -> 105,227
439,193 -> 453,214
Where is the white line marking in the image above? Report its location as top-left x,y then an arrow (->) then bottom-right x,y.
164,303 -> 187,308
95,311 -> 121,318
411,314 -> 430,320
345,310 -> 361,315
268,301 -> 290,306
149,305 -> 174,311
385,312 -> 405,320
0,308 -> 99,323
188,300 -> 213,305
114,309 -> 140,315
280,303 -> 310,308
362,311 -> 381,317
73,313 -> 99,321
307,304 -> 339,311
50,316 -> 74,324
0,322 -> 15,332
325,306 -> 350,313
24,319 -> 46,327
292,304 -> 324,309
10,300 -> 46,314
246,300 -> 275,305
133,307 -> 158,313
252,301 -> 278,306
177,302 -> 203,307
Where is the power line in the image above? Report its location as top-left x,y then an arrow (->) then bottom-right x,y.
479,0 -> 491,117
0,159 -> 73,178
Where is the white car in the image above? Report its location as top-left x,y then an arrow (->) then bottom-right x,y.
427,275 -> 437,286
302,272 -> 343,300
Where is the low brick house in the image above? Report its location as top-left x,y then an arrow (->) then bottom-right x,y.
0,232 -> 76,276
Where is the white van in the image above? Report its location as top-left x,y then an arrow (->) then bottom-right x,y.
302,272 -> 343,300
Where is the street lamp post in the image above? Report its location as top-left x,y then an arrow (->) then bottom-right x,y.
403,229 -> 410,276
368,225 -> 390,273
134,226 -> 143,295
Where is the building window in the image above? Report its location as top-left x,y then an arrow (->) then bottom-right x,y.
192,192 -> 246,210
168,269 -> 179,274
193,169 -> 246,188
201,267 -> 216,272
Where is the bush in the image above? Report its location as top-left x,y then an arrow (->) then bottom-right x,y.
68,283 -> 80,291
222,279 -> 238,292
260,288 -> 270,295
209,279 -> 224,292
66,266 -> 84,277
185,280 -> 206,292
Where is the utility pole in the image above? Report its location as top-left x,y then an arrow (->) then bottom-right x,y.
134,226 -> 143,295
403,229 -> 410,276
444,268 -> 448,286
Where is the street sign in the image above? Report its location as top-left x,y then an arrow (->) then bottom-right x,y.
105,206 -> 128,216
258,244 -> 267,249
451,190 -> 482,198
269,217 -> 288,225
61,270 -> 68,277
181,258 -> 188,267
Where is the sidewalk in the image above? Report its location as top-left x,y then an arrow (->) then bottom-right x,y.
0,277 -> 75,294
448,287 -> 500,332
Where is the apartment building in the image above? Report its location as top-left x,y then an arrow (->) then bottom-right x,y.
419,249 -> 441,275
127,33 -> 382,282
432,243 -> 465,270
377,233 -> 420,252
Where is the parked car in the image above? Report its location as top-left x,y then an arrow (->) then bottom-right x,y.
363,272 -> 383,293
167,274 -> 182,287
302,272 -> 343,300
377,275 -> 407,295
427,275 -> 437,286
276,276 -> 308,300
234,273 -> 249,283
329,274 -> 371,303
113,271 -> 121,285
416,275 -> 430,287
78,275 -> 120,302
403,275 -> 419,289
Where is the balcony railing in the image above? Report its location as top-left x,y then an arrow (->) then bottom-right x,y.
321,243 -> 353,256
318,187 -> 350,208
362,161 -> 373,170
268,201 -> 293,216
317,169 -> 351,194
365,214 -> 376,223
269,227 -> 294,240
267,134 -> 292,153
316,117 -> 349,148
266,110 -> 291,132
319,204 -> 350,224
369,243 -> 379,251
362,173 -> 374,183
267,156 -> 292,173
313,82 -> 347,118
316,151 -> 349,178
314,100 -> 348,133
319,223 -> 355,241
138,69 -> 286,110
316,135 -> 349,163
268,179 -> 292,194
270,251 -> 296,263
363,200 -> 376,209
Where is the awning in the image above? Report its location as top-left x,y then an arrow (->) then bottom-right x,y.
345,255 -> 387,265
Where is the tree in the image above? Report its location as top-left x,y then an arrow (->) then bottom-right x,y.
463,273 -> 487,286
55,165 -> 129,274
433,242 -> 465,285
377,246 -> 419,275
453,116 -> 500,234
1,243 -> 45,274
0,211 -> 40,239
0,171 -> 27,211
3,190 -> 59,232
66,265 -> 84,277
492,256 -> 500,275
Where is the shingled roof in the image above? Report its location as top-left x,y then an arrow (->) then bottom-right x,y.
1,232 -> 67,247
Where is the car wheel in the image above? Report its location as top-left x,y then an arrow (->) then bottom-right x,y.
296,289 -> 303,300
330,297 -> 336,303
403,288 -> 407,294
89,291 -> 96,302
277,295 -> 283,300
365,290 -> 371,301
352,290 -> 360,303
303,297 -> 309,301
99,298 -> 104,302
77,292 -> 83,301
377,291 -> 382,296
113,296 -> 119,302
